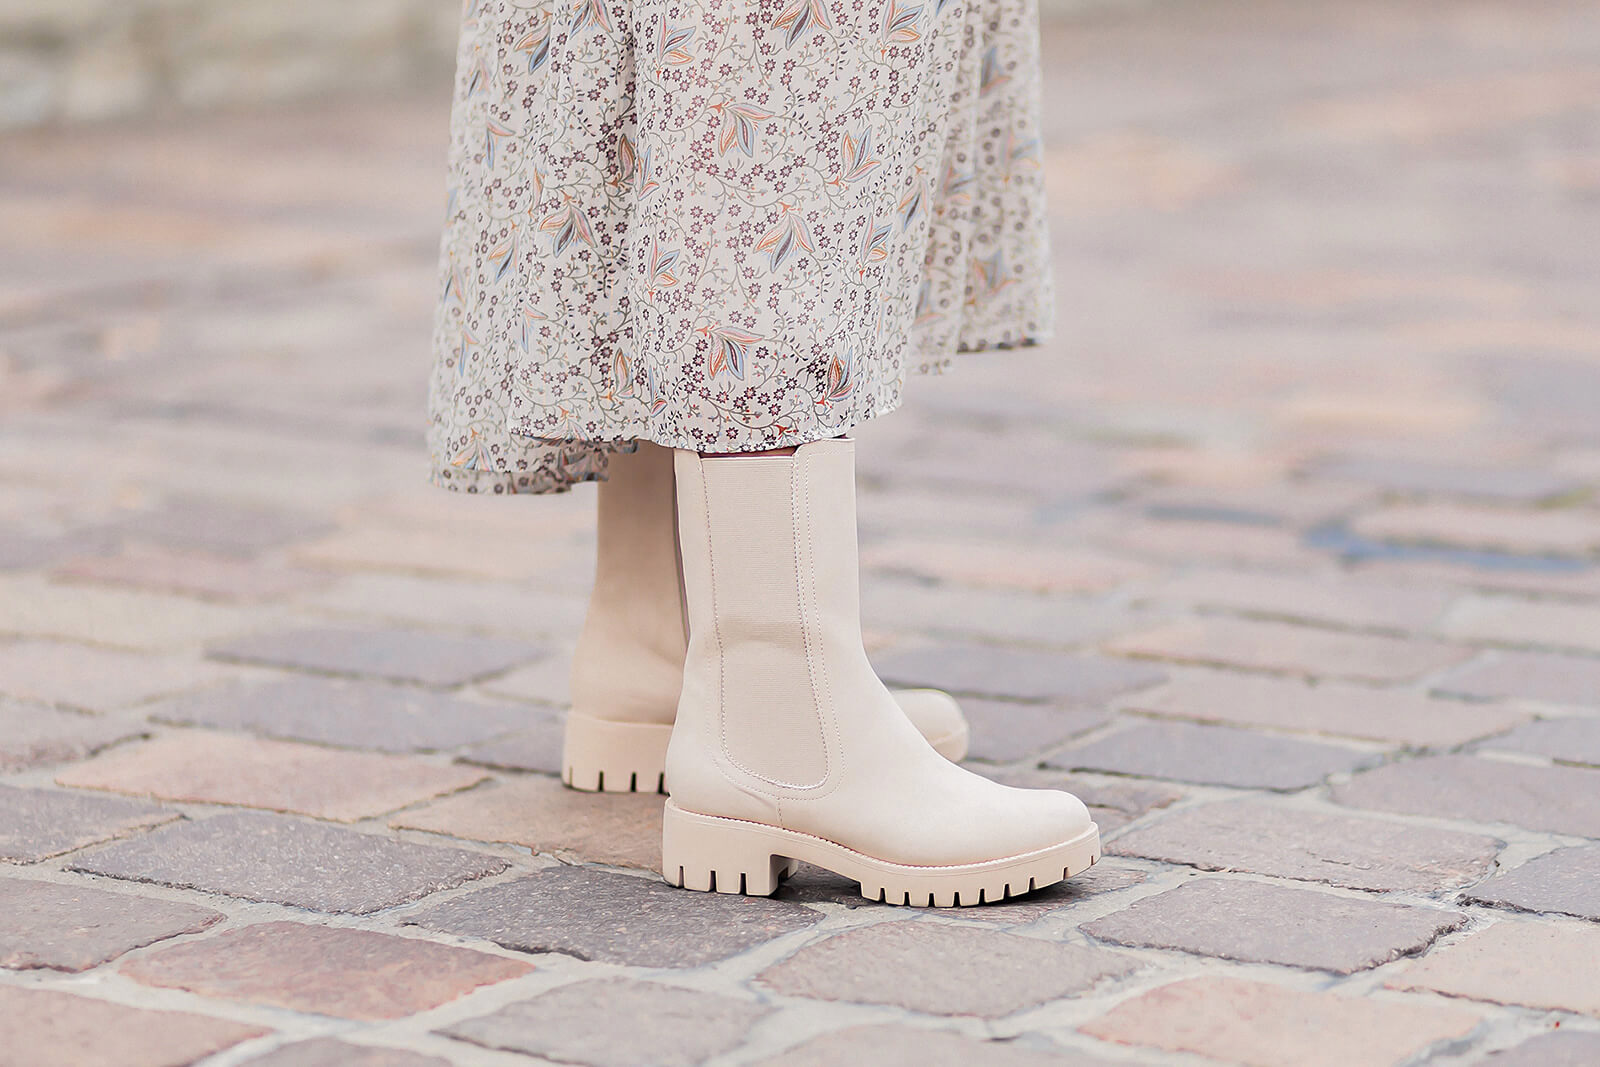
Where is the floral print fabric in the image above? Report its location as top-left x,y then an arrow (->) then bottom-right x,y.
429,0 -> 1053,493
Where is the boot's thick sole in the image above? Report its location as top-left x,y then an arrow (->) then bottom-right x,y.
661,799 -> 1101,907
563,716 -> 969,794
561,714 -> 670,794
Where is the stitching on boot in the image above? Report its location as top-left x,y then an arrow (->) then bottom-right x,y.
793,451 -> 832,786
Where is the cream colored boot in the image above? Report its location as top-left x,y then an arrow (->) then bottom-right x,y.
564,442 -> 968,793
662,440 -> 1099,906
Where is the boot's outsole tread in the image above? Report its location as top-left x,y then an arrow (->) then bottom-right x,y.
661,800 -> 1100,908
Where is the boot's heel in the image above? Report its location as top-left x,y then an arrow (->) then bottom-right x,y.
561,714 -> 672,793
662,801 -> 791,897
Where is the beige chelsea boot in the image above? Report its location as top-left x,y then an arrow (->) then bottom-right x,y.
564,441 -> 968,793
662,440 -> 1100,906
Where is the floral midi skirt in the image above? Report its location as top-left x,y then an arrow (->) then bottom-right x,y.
428,0 -> 1054,494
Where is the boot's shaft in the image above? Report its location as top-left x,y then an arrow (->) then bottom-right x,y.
673,443 -> 869,793
569,442 -> 688,724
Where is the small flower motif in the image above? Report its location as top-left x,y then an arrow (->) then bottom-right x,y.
464,48 -> 491,97
939,160 -> 973,206
979,45 -> 1009,95
898,171 -> 929,230
656,21 -> 696,69
645,239 -> 681,294
539,197 -> 597,254
713,102 -> 773,157
880,0 -> 923,52
570,0 -> 613,35
969,250 -> 1016,304
698,324 -> 763,380
912,278 -> 942,326
451,429 -> 493,470
637,146 -> 660,198
484,120 -> 514,168
831,129 -> 881,186
774,0 -> 835,48
755,202 -> 816,271
1006,129 -> 1041,173
817,351 -> 856,406
487,231 -> 518,282
857,216 -> 892,277
515,18 -> 551,73
615,133 -> 637,186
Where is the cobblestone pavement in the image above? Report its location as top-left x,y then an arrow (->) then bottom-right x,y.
3,0 -> 1600,1064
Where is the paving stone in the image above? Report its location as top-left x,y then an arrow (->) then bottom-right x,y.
0,698 -> 145,770
860,539 -> 1151,594
1442,596 -> 1600,655
863,578 -> 1166,649
1314,456 -> 1579,503
778,859 -> 1145,918
1331,754 -> 1600,837
0,525 -> 124,572
458,716 -> 564,774
1150,570 -> 1456,631
404,867 -> 821,968
875,645 -> 1166,703
756,922 -> 1139,1018
112,494 -> 333,556
207,626 -> 544,686
1111,798 -> 1501,892
1084,877 -> 1464,973
240,1039 -> 453,1067
1480,716 -> 1600,766
55,731 -> 486,821
70,811 -> 507,913
1106,618 -> 1471,682
151,677 -> 534,753
1463,845 -> 1600,921
0,640 -> 231,710
1350,502 -> 1600,555
961,700 -> 1114,762
478,653 -> 573,706
0,876 -> 222,971
0,985 -> 269,1067
394,775 -> 662,869
1088,516 -> 1320,568
1050,720 -> 1376,790
1080,976 -> 1482,1067
0,575 -> 258,650
294,525 -> 567,581
1123,667 -> 1530,746
0,784 -> 176,863
1389,919 -> 1600,1014
1437,651 -> 1600,707
300,573 -> 589,639
54,546 -> 328,601
439,977 -> 769,1067
122,920 -> 532,1020
1483,1031 -> 1600,1066
750,1025 -> 1111,1067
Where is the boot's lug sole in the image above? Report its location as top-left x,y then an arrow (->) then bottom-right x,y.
662,800 -> 1100,906
561,715 -> 670,794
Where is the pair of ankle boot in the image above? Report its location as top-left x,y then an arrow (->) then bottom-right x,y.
563,439 -> 1099,907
